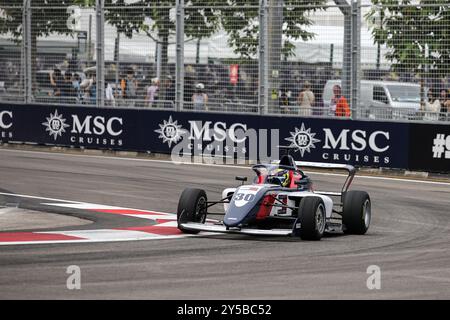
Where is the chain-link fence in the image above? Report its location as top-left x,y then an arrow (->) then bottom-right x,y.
0,3 -> 24,103
360,1 -> 450,122
1,0 -> 450,123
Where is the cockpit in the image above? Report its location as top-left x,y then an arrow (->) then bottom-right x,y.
251,155 -> 311,190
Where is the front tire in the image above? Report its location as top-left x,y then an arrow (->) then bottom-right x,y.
298,197 -> 326,240
177,188 -> 207,234
342,191 -> 371,235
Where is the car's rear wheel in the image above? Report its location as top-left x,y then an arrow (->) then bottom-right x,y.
177,188 -> 207,234
342,191 -> 371,235
298,197 -> 326,241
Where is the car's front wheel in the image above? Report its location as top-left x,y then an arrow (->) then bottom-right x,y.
177,188 -> 208,234
298,197 -> 326,240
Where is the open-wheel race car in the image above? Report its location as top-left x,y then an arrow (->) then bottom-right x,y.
176,153 -> 371,240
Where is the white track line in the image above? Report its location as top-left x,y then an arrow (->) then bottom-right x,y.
0,192 -> 173,215
1,148 -> 450,186
0,195 -> 192,246
0,234 -> 194,246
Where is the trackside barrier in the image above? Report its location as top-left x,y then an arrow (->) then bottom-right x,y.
0,103 -> 447,173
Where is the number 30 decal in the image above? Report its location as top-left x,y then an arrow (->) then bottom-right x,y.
234,193 -> 255,202
233,192 -> 256,207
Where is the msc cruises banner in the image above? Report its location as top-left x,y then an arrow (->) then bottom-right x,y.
0,103 -> 415,171
409,123 -> 450,172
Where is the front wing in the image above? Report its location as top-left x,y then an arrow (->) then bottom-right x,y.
180,222 -> 293,236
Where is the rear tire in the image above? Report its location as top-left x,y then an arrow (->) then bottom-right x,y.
177,188 -> 207,234
298,197 -> 326,241
342,191 -> 371,235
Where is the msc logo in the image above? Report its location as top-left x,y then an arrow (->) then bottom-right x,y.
71,115 -> 123,136
284,123 -> 391,164
155,116 -> 186,147
155,117 -> 248,147
187,120 -> 248,143
42,110 -> 123,146
42,110 -> 70,140
285,123 -> 320,157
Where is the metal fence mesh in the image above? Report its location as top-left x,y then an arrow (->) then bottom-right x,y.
103,4 -> 176,109
1,0 -> 450,123
30,3 -> 95,105
0,4 -> 24,103
360,2 -> 450,122
182,4 -> 260,114
265,2 -> 345,117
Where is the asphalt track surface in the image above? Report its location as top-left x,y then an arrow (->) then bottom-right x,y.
0,148 -> 450,299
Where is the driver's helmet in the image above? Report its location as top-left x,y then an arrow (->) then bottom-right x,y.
268,168 -> 291,187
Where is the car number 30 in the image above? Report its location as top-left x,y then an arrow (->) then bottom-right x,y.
234,193 -> 255,202
233,191 -> 257,207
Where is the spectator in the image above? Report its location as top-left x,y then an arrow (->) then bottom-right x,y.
121,68 -> 138,107
331,85 -> 351,117
88,73 -> 97,105
184,65 -> 196,103
439,89 -> 448,120
72,73 -> 82,103
80,73 -> 97,105
423,89 -> 440,121
79,78 -> 90,104
445,89 -> 450,114
50,68 -> 64,98
204,65 -> 218,92
297,80 -> 315,116
145,77 -> 159,108
105,82 -> 115,107
280,90 -> 290,110
164,75 -> 175,106
192,83 -> 208,111
60,72 -> 74,102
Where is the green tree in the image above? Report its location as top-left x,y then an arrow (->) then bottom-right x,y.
100,0 -> 221,100
220,0 -> 327,60
366,0 -> 450,91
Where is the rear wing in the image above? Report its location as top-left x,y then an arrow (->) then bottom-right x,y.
294,161 -> 356,197
272,160 -> 356,197
293,161 -> 355,175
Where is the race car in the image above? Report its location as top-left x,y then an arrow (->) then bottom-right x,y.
176,154 -> 371,240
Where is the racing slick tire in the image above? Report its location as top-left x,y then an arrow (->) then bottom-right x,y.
177,188 -> 208,234
298,197 -> 326,241
342,191 -> 371,235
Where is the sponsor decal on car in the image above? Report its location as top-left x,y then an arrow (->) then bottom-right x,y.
233,185 -> 263,207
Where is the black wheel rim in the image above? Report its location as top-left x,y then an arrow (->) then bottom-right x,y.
363,199 -> 371,229
316,203 -> 325,234
195,196 -> 207,223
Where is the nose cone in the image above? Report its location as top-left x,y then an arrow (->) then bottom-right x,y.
223,185 -> 266,227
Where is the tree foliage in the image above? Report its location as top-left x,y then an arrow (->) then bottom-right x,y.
220,0 -> 327,59
99,0 -> 221,42
1,0 -> 329,60
366,0 -> 450,78
0,0 -> 76,39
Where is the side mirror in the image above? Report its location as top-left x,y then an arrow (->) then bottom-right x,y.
295,177 -> 311,190
235,176 -> 247,185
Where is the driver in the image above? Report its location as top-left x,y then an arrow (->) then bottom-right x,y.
268,168 -> 291,187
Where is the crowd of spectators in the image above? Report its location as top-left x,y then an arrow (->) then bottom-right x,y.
0,57 -> 449,121
423,87 -> 450,121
